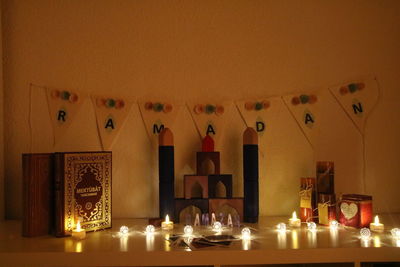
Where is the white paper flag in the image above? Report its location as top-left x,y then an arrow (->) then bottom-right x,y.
46,87 -> 84,144
91,95 -> 133,150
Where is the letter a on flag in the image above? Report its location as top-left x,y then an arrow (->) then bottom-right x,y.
329,77 -> 379,135
91,95 -> 133,150
187,101 -> 233,145
282,92 -> 320,148
46,87 -> 84,144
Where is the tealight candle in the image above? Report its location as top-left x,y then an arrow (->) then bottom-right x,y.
161,215 -> 174,230
72,220 -> 86,240
289,211 -> 301,228
370,215 -> 384,233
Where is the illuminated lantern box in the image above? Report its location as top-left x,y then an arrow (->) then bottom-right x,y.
339,194 -> 372,228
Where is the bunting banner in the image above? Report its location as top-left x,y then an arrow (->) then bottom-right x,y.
235,97 -> 281,137
138,100 -> 182,146
45,87 -> 84,144
91,95 -> 133,150
282,92 -> 320,148
329,77 -> 379,135
187,101 -> 233,144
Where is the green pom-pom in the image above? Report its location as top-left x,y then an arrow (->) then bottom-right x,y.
254,102 -> 263,111
299,94 -> 309,104
205,104 -> 216,114
153,102 -> 164,112
106,98 -> 116,108
61,91 -> 70,100
348,83 -> 357,93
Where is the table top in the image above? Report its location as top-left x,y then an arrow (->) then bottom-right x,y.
1,215 -> 400,266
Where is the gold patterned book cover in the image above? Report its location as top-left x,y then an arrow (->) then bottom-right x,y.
55,152 -> 112,237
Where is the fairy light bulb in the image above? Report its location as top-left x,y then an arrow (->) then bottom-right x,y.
277,223 -> 286,232
145,225 -> 155,234
119,225 -> 129,235
212,221 -> 222,232
329,220 -> 339,230
360,227 -> 371,240
184,225 -> 193,236
241,227 -> 251,240
391,228 -> 400,239
307,222 -> 317,232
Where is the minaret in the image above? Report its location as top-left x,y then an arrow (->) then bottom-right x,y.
158,128 -> 175,219
243,127 -> 259,223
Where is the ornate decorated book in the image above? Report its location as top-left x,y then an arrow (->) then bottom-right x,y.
54,152 -> 112,237
22,153 -> 54,237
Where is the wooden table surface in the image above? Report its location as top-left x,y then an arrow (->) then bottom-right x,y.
1,215 -> 400,267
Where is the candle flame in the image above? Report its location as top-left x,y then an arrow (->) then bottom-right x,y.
76,220 -> 81,232
292,211 -> 297,220
165,215 -> 170,223
374,215 -> 380,224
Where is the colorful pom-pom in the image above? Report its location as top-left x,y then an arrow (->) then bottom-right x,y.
299,94 -> 309,104
205,104 -> 216,114
244,102 -> 254,111
51,90 -> 60,99
194,104 -> 204,114
69,93 -> 79,103
61,91 -> 70,101
215,105 -> 224,116
153,102 -> 164,112
163,103 -> 173,113
254,102 -> 263,111
106,98 -> 116,108
292,97 -> 300,105
308,95 -> 317,104
144,102 -> 153,110
262,100 -> 270,109
339,86 -> 348,95
348,83 -> 357,93
115,99 -> 125,109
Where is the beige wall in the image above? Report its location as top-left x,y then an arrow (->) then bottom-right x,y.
2,0 -> 400,219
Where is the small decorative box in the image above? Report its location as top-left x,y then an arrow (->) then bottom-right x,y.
339,194 -> 372,228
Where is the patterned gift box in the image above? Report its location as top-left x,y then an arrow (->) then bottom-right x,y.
339,194 -> 372,228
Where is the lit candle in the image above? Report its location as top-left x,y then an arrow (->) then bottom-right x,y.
72,220 -> 86,240
289,211 -> 301,228
370,215 -> 384,233
161,215 -> 174,230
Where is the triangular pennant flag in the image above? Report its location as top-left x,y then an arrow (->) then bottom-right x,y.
46,87 -> 84,144
91,95 -> 133,150
282,92 -> 320,148
138,100 -> 181,146
187,101 -> 233,145
235,97 -> 281,137
329,77 -> 379,135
